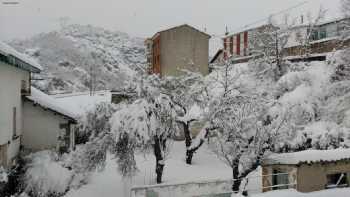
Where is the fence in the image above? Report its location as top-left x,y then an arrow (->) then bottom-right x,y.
130,173 -> 297,197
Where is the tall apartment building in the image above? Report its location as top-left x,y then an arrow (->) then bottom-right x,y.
145,24 -> 211,77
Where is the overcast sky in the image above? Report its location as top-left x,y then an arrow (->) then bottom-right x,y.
0,0 -> 342,53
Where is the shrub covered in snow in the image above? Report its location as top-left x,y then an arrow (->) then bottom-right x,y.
75,102 -> 116,144
23,151 -> 73,197
65,133 -> 114,177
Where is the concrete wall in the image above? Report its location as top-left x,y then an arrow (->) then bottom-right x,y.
0,62 -> 30,167
297,161 -> 350,193
160,25 -> 210,77
131,179 -> 234,197
22,101 -> 71,152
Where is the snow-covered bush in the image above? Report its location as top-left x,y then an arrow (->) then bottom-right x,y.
75,102 -> 116,144
300,121 -> 350,149
23,151 -> 72,197
64,133 -> 114,187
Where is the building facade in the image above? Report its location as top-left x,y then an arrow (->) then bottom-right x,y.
0,41 -> 41,169
220,18 -> 350,65
285,18 -> 350,57
262,149 -> 350,193
22,87 -> 77,153
222,24 -> 274,60
146,24 -> 211,77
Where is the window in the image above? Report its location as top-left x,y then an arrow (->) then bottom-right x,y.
319,27 -> 327,39
307,28 -> 319,41
12,107 -> 17,138
326,173 -> 349,189
272,169 -> 289,190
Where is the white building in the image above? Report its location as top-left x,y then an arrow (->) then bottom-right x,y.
23,87 -> 77,153
0,41 -> 42,169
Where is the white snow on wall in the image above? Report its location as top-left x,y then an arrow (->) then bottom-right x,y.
131,179 -> 233,197
264,148 -> 350,165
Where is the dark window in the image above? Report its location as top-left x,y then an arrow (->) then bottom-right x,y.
272,169 -> 289,190
326,173 -> 349,189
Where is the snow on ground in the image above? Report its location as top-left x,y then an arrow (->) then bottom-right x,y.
251,188 -> 350,197
65,141 -> 260,197
53,90 -> 111,115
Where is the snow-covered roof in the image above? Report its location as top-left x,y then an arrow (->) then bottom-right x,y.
0,41 -> 42,73
25,87 -> 77,122
264,149 -> 350,165
151,24 -> 211,40
225,23 -> 272,38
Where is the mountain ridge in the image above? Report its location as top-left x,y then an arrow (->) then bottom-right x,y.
10,24 -> 146,94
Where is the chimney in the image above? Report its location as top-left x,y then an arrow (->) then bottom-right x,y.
225,26 -> 229,36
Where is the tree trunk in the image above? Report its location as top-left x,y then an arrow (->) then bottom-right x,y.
153,136 -> 165,184
232,163 -> 242,193
183,122 -> 194,164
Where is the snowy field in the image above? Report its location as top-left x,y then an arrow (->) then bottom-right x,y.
64,141 -> 242,197
64,141 -> 350,197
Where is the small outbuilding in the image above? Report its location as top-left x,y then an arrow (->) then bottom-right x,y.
22,87 -> 77,153
262,149 -> 350,193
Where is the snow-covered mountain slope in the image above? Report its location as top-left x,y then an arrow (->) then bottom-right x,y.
10,24 -> 146,94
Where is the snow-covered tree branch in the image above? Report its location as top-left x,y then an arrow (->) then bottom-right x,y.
111,94 -> 177,183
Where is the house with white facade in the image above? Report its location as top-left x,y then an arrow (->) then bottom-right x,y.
0,41 -> 42,169
22,87 -> 77,153
285,17 -> 350,60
